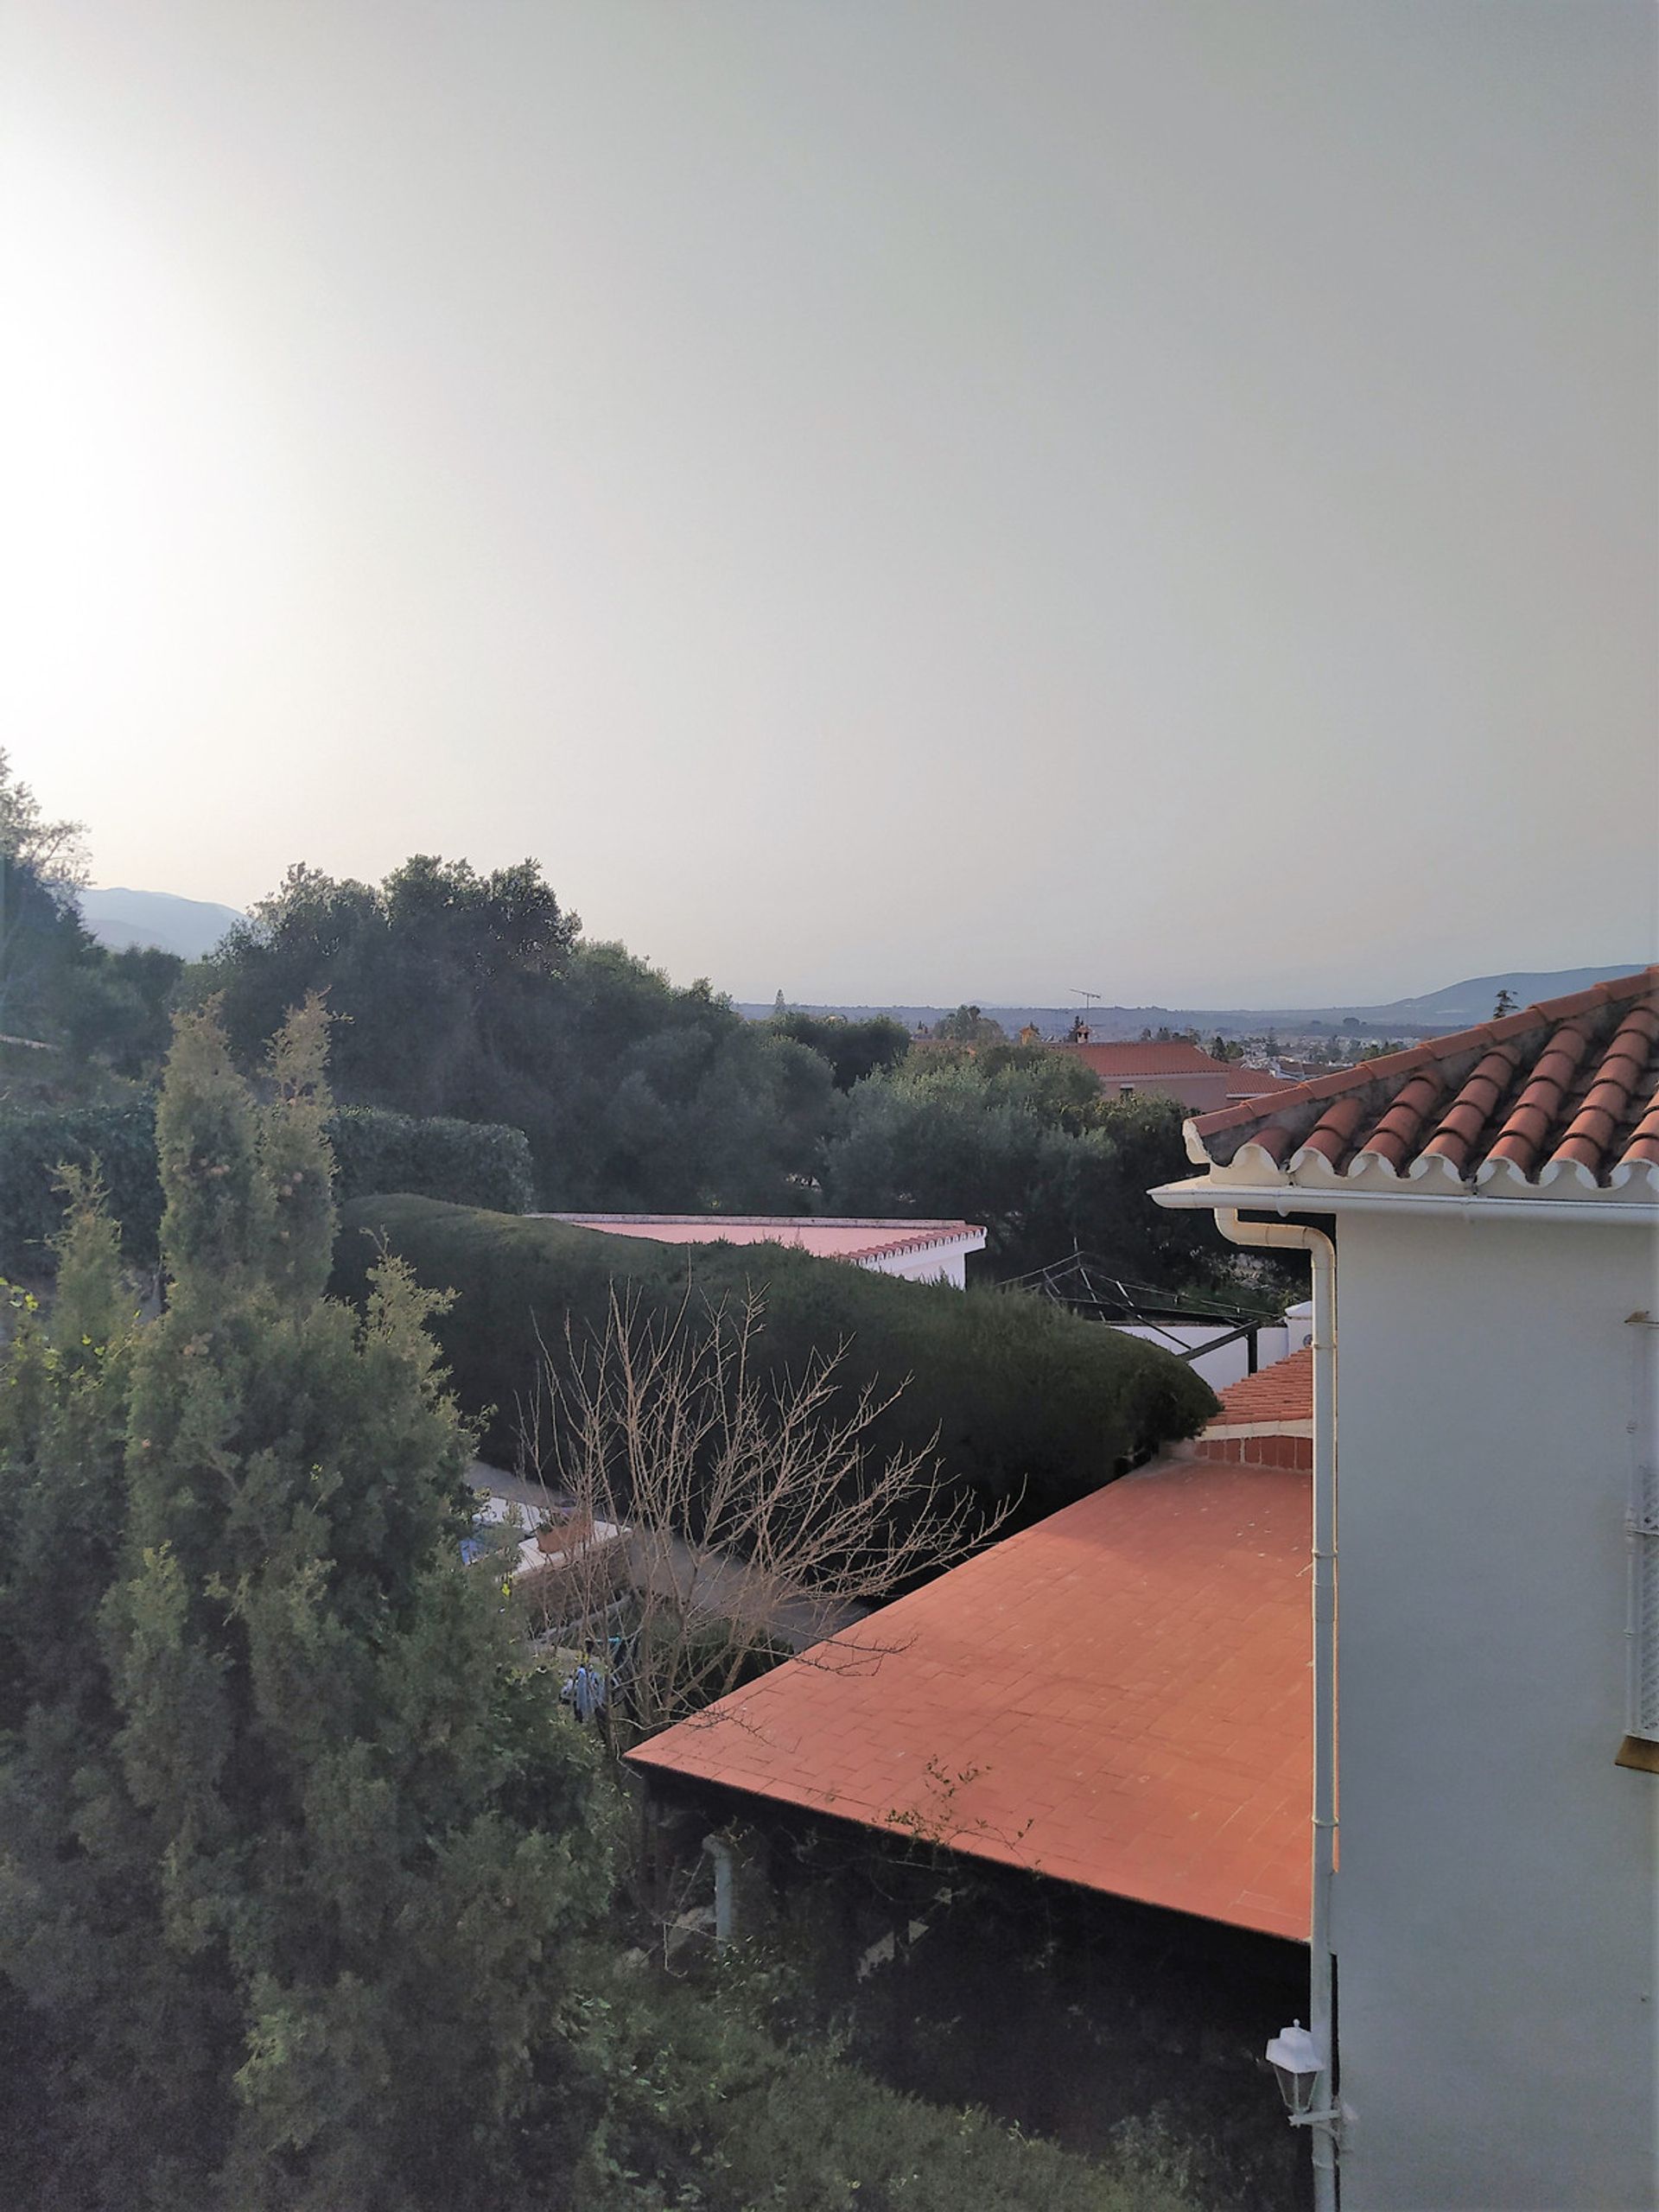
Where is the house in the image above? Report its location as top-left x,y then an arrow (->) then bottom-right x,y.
533,1214 -> 987,1287
1154,964 -> 1659,2211
1050,1039 -> 1298,1113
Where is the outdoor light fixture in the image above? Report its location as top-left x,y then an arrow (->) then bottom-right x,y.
1265,2020 -> 1325,2122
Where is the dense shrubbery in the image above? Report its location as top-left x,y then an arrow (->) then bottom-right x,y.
819,1048 -> 1236,1287
0,1099 -> 532,1272
584,1983 -> 1196,2212
331,1197 -> 1217,1522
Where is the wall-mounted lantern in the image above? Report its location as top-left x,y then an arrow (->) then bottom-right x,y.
1265,2019 -> 1325,2122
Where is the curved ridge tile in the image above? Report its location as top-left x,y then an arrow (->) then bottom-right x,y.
1406,1152 -> 1472,1191
1536,1155 -> 1603,1192
1235,1136 -> 1294,1177
1288,1147 -> 1347,1184
1474,1154 -> 1541,1194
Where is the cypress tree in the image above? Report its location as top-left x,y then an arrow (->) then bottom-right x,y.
0,1001 -> 610,2211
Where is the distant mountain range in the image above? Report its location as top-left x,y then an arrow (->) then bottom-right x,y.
744,963 -> 1651,1040
73,894 -> 1647,1035
79,887 -> 245,962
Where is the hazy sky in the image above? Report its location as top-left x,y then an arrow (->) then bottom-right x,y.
3,2 -> 1655,1005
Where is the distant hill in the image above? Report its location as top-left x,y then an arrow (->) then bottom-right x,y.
742,963 -> 1651,1040
79,887 -> 245,962
1361,968 -> 1647,1029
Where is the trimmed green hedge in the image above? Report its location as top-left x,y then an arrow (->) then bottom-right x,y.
0,1101 -> 163,1271
0,1102 -> 533,1273
327,1106 -> 533,1219
331,1197 -> 1218,1527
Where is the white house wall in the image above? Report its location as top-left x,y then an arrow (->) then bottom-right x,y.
858,1236 -> 981,1288
1332,1210 -> 1658,2211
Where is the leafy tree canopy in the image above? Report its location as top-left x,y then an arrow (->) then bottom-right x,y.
767,1007 -> 912,1089
818,1054 -> 1239,1291
931,1003 -> 1007,1046
0,746 -> 89,887
204,859 -> 836,1213
0,758 -> 178,1076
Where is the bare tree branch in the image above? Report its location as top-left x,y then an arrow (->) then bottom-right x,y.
515,1285 -> 1013,1742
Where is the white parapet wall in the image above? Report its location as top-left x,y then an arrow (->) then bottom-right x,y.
1111,1317 -> 1292,1392
534,1215 -> 987,1289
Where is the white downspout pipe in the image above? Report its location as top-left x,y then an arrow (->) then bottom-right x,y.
1216,1210 -> 1339,2212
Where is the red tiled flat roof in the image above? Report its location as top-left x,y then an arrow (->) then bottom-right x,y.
1187,968 -> 1659,1194
540,1216 -> 985,1263
630,1459 -> 1312,1942
1055,1040 -> 1240,1078
1211,1348 -> 1313,1429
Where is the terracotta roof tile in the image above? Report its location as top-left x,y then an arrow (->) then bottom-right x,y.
1356,1071 -> 1446,1172
1057,1041 -> 1242,1077
1620,1090 -> 1659,1175
1207,1348 -> 1313,1429
1295,1093 -> 1370,1167
1484,1021 -> 1595,1172
1545,1005 -> 1659,1175
1189,968 -> 1659,1192
1416,1043 -> 1524,1173
629,1459 -> 1312,1942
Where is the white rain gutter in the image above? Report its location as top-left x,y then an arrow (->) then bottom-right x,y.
1154,1179 -> 1657,1227
1213,1208 -> 1340,2212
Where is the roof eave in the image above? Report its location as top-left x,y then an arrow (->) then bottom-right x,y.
1151,1170 -> 1659,1224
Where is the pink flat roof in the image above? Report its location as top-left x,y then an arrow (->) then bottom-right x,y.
539,1215 -> 985,1263
631,1455 -> 1312,1941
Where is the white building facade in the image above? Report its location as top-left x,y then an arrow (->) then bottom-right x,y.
1331,1207 -> 1655,2209
1157,968 -> 1659,2211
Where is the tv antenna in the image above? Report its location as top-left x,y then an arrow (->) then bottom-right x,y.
1071,988 -> 1102,1010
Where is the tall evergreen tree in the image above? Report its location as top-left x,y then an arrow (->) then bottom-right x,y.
0,1001 -> 610,2211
